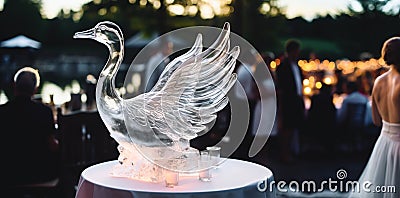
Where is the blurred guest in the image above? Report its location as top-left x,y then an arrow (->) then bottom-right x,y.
336,80 -> 369,151
306,83 -> 337,151
333,69 -> 346,95
337,81 -> 369,126
261,51 -> 276,80
248,51 -> 275,138
1,70 -> 14,101
235,62 -> 259,104
69,93 -> 82,112
261,51 -> 275,64
85,74 -> 97,110
309,51 -> 317,60
235,49 -> 263,130
233,59 -> 260,159
252,52 -> 279,138
357,71 -> 373,96
276,39 -> 305,163
144,40 -> 173,92
1,67 -> 59,186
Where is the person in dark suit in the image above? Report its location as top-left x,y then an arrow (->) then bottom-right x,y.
1,67 -> 59,186
276,39 -> 305,163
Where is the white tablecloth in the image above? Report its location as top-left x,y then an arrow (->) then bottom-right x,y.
75,159 -> 276,198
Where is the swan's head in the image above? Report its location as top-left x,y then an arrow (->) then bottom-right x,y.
73,21 -> 123,46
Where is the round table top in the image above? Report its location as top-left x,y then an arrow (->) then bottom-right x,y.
81,158 -> 273,193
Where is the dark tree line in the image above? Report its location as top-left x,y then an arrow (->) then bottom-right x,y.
0,0 -> 399,60
284,13 -> 400,60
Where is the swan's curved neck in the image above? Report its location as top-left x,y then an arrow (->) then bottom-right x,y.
96,36 -> 124,114
103,42 -> 123,80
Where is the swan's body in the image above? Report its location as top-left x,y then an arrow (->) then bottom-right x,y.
74,22 -> 239,174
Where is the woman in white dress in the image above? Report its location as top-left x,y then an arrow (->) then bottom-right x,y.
349,37 -> 400,197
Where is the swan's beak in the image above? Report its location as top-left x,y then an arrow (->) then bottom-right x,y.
73,28 -> 95,39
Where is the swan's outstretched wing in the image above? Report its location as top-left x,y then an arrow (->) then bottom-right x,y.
142,22 -> 239,141
149,33 -> 203,93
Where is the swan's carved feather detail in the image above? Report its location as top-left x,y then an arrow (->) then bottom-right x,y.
125,22 -> 239,142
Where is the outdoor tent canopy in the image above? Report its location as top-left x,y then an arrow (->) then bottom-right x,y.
0,35 -> 41,49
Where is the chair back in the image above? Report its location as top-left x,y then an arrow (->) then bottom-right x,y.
57,108 -> 118,167
7,178 -> 60,198
57,109 -> 92,167
344,103 -> 367,130
86,111 -> 119,162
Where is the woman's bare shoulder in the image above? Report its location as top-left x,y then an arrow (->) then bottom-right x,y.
371,71 -> 389,99
373,71 -> 389,87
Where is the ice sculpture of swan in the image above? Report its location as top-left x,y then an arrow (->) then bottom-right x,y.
74,21 -> 239,179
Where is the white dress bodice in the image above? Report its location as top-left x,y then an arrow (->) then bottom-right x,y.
382,120 -> 400,141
